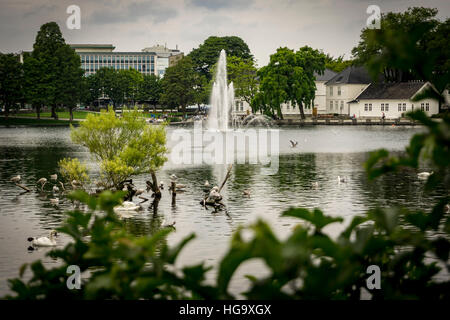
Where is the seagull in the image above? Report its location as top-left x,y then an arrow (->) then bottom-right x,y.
338,176 -> 347,183
242,189 -> 251,197
289,140 -> 298,148
53,185 -> 60,193
50,174 -> 58,181
10,175 -> 21,183
417,171 -> 433,179
28,230 -> 57,247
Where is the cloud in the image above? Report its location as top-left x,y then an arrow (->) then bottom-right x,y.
87,1 -> 178,25
188,0 -> 253,10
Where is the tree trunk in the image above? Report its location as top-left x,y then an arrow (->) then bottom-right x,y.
69,107 -> 73,122
298,101 -> 305,120
4,103 -> 9,119
36,104 -> 41,119
51,104 -> 58,120
150,170 -> 161,198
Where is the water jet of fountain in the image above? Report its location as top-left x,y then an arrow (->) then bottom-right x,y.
208,49 -> 234,131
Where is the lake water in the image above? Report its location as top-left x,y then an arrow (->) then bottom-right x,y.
0,125 -> 444,296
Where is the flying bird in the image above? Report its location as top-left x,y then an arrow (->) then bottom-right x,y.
289,140 -> 298,148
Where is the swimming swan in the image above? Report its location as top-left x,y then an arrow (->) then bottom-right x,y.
28,230 -> 57,247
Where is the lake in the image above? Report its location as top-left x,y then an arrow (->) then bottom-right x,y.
0,125 -> 443,296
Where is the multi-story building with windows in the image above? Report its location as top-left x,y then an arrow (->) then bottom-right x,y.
70,44 -> 158,76
141,44 -> 183,77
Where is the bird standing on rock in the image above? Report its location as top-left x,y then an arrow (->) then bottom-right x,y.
10,175 -> 21,183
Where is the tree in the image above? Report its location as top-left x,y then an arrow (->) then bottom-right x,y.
23,53 -> 46,119
227,56 -> 259,111
324,54 -> 353,73
351,7 -> 449,110
0,53 -> 23,118
139,74 -> 162,110
160,57 -> 198,117
254,46 -> 325,119
55,44 -> 84,121
70,107 -> 167,190
189,36 -> 253,81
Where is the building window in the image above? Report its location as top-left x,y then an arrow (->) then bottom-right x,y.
330,86 -> 333,96
381,103 -> 384,111
425,103 -> 429,111
335,101 -> 338,111
398,103 -> 402,111
286,101 -> 290,109
369,103 -> 372,111
340,101 -> 344,111
421,103 -> 424,111
403,103 -> 406,111
364,103 -> 368,111
330,101 -> 333,110
338,86 -> 341,96
385,103 -> 389,111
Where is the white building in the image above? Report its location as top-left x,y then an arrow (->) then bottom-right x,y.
142,44 -> 183,77
348,81 -> 439,119
325,66 -> 372,115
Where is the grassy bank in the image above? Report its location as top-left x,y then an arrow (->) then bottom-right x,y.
0,116 -> 79,126
12,111 -> 94,119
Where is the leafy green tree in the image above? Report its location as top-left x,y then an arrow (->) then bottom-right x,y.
22,53 -> 46,118
96,67 -> 121,108
0,53 -> 23,118
351,7 -> 449,110
188,36 -> 253,81
70,107 -> 167,190
139,74 -> 162,110
227,56 -> 259,110
81,74 -> 101,108
160,57 -> 197,118
324,54 -> 353,73
255,46 -> 325,119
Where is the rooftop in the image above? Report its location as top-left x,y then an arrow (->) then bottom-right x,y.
314,68 -> 337,81
70,44 -> 115,49
325,66 -> 372,85
355,81 -> 426,100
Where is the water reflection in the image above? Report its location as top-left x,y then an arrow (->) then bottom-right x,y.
0,125 -> 442,296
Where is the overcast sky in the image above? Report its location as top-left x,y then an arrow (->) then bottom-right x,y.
0,0 -> 449,66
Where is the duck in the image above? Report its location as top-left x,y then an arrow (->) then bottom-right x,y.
10,175 -> 21,183
28,230 -> 57,247
312,181 -> 319,189
289,140 -> 298,148
170,174 -> 178,181
50,174 -> 58,181
338,176 -> 347,183
417,171 -> 433,179
52,185 -> 60,193
50,198 -> 59,206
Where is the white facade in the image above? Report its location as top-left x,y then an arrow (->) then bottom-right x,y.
349,98 -> 438,119
314,80 -> 327,114
326,84 -> 369,115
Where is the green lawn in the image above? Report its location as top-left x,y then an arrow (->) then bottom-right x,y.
0,116 -> 79,126
13,111 -> 95,119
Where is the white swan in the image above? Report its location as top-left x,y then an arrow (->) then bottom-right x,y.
418,171 -> 433,179
28,230 -> 57,247
113,201 -> 141,215
162,219 -> 176,228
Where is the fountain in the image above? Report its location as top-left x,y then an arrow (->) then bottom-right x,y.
207,49 -> 234,131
